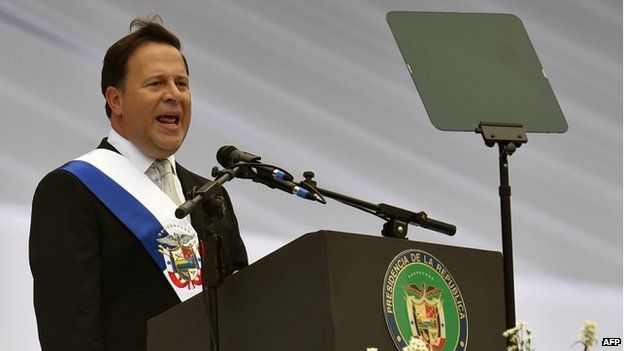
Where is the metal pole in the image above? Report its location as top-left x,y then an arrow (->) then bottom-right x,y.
499,143 -> 516,329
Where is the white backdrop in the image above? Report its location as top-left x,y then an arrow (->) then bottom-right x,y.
0,0 -> 621,350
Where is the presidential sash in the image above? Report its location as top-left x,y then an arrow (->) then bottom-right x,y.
61,149 -> 202,302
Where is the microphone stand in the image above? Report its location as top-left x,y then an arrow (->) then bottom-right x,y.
175,165 -> 242,219
298,172 -> 456,238
177,160 -> 456,350
204,162 -> 457,239
175,165 -> 242,351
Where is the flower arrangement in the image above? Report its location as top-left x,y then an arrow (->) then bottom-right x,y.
501,320 -> 599,351
502,322 -> 534,351
574,320 -> 598,351
367,336 -> 428,351
366,320 -> 599,351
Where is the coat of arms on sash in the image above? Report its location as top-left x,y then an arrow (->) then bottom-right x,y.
382,249 -> 468,351
157,225 -> 202,289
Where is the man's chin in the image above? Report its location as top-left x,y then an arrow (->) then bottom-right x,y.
146,140 -> 183,159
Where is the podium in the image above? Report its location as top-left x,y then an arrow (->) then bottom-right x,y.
147,231 -> 507,350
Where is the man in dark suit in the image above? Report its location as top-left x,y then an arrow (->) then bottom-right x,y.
29,16 -> 247,351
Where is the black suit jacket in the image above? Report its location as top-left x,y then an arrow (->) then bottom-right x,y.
29,139 -> 248,351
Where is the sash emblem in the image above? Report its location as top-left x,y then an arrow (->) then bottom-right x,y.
157,224 -> 202,289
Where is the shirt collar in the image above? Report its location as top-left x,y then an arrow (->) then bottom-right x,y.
107,128 -> 177,174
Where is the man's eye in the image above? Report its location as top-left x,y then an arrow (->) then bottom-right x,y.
148,81 -> 161,87
176,81 -> 189,88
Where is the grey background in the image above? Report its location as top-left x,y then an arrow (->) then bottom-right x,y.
0,0 -> 621,350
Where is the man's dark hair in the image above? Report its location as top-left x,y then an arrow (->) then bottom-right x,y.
101,15 -> 189,118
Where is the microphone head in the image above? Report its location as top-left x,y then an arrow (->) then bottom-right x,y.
217,145 -> 262,168
217,145 -> 237,167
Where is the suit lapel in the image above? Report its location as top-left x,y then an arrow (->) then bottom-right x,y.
97,138 -> 118,152
175,164 -> 206,238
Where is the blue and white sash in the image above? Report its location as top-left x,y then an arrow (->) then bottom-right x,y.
62,149 -> 202,302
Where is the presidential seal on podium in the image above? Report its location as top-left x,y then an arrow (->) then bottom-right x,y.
383,249 -> 468,351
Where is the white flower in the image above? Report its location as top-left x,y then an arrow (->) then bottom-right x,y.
577,320 -> 598,350
402,336 -> 429,351
503,321 -> 534,351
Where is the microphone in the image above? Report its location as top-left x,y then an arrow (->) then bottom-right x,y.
216,145 -> 320,202
216,145 -> 261,166
217,145 -> 293,181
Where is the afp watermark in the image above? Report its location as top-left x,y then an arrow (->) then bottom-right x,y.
602,337 -> 622,347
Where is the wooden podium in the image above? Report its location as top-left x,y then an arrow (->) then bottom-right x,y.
147,231 -> 507,350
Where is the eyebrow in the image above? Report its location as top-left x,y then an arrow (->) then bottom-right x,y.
142,74 -> 189,83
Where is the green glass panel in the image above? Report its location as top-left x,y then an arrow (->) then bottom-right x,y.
387,11 -> 567,133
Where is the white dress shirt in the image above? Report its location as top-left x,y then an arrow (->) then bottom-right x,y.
107,128 -> 186,202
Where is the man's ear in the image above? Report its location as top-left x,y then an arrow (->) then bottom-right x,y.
105,86 -> 123,117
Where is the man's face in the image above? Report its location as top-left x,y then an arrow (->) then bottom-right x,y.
107,42 -> 191,159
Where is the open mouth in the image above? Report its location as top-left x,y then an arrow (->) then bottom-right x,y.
156,114 -> 180,125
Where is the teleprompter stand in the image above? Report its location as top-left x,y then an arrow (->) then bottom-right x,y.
476,121 -> 528,327
387,12 -> 568,329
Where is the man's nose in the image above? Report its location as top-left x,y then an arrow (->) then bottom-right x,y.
163,81 -> 183,103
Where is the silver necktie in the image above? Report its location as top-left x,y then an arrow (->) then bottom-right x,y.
152,159 -> 184,205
